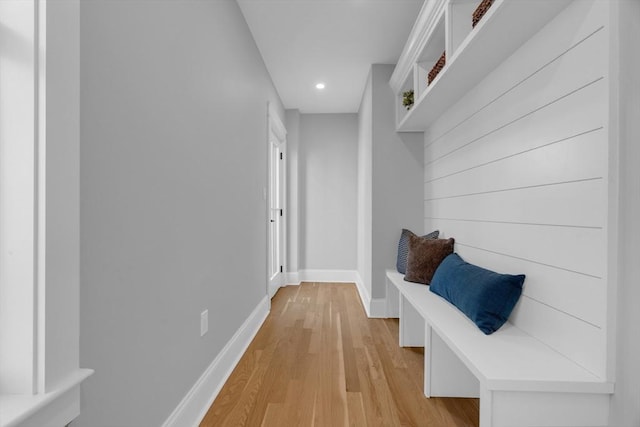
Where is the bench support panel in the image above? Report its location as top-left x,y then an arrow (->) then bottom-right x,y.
425,324 -> 480,398
385,276 -> 400,318
481,388 -> 610,427
385,269 -> 611,427
399,295 -> 424,347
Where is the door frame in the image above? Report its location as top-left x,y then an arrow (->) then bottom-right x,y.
267,102 -> 287,298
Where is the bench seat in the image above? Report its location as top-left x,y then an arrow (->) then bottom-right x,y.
385,269 -> 613,427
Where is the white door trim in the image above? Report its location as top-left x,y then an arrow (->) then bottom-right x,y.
267,103 -> 287,298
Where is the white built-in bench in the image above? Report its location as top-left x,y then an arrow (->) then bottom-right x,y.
385,269 -> 614,427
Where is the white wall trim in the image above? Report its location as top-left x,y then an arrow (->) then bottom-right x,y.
388,0 -> 447,93
298,269 -> 358,283
285,271 -> 300,286
354,271 -> 372,317
268,283 -> 280,299
162,296 -> 270,427
268,102 -> 287,141
369,298 -> 387,318
1,368 -> 93,427
353,271 -> 387,318
266,102 -> 287,303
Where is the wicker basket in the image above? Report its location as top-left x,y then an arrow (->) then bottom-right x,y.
428,51 -> 446,85
472,0 -> 493,27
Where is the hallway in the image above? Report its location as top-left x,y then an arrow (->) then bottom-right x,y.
201,283 -> 479,426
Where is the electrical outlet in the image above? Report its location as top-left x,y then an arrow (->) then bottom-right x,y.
200,310 -> 208,337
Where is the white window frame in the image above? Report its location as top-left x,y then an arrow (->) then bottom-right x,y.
0,1 -> 92,425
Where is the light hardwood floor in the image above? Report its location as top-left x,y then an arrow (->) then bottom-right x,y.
200,282 -> 479,427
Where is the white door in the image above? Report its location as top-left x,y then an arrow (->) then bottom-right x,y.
267,105 -> 286,297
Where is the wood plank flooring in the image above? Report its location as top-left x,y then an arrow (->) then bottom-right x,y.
200,282 -> 479,427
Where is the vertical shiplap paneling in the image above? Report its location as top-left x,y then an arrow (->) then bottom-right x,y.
424,0 -> 609,378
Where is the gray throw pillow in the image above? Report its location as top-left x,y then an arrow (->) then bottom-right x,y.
396,229 -> 439,274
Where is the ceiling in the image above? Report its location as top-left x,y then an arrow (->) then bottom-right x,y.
237,0 -> 424,114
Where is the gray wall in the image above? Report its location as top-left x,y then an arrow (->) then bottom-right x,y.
45,0 -> 81,391
299,114 -> 358,271
77,1 -> 284,425
357,72 -> 373,296
610,0 -> 640,424
370,64 -> 423,299
357,64 -> 423,303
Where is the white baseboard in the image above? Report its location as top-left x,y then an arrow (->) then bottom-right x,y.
285,271 -> 300,286
298,269 -> 358,283
353,271 -> 387,318
369,298 -> 387,318
268,282 -> 280,298
353,271 -> 372,317
162,296 -> 270,427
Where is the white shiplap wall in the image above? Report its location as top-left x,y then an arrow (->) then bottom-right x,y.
423,0 -> 611,379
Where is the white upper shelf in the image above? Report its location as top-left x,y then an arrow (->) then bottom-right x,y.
391,0 -> 573,132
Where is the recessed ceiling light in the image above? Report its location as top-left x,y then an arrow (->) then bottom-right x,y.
315,83 -> 325,90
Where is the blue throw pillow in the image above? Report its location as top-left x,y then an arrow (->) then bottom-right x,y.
430,253 -> 525,335
396,229 -> 439,274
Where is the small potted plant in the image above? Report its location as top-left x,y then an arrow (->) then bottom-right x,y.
402,90 -> 414,110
